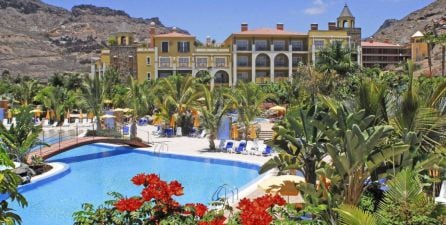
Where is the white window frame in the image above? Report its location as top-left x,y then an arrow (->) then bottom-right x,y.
178,57 -> 190,67
237,56 -> 249,67
215,57 -> 226,68
178,41 -> 190,53
236,40 -> 249,51
146,57 -> 151,65
159,57 -> 171,68
314,39 -> 325,50
196,57 -> 208,68
147,72 -> 151,80
255,40 -> 268,51
291,40 -> 303,51
273,40 -> 286,51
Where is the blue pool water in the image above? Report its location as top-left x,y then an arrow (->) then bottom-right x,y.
13,144 -> 260,225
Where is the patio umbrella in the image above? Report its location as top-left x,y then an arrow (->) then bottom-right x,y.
153,116 -> 162,125
249,126 -> 257,139
113,108 -> 125,112
170,116 -> 175,128
231,124 -> 239,140
123,108 -> 133,113
269,106 -> 286,112
87,112 -> 94,119
193,115 -> 200,128
100,114 -> 116,119
258,175 -> 305,203
79,110 -> 83,120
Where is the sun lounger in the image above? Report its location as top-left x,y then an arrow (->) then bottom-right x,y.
262,145 -> 273,156
235,141 -> 247,154
51,121 -> 58,127
123,125 -> 130,136
42,119 -> 50,127
435,181 -> 446,204
176,127 -> 182,136
224,141 -> 234,153
218,140 -> 226,151
62,119 -> 70,127
198,129 -> 207,138
2,118 -> 9,126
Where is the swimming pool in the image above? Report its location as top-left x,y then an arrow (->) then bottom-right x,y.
12,143 -> 260,225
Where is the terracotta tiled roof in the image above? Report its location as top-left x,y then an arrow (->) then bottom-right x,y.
154,32 -> 194,38
232,28 -> 306,36
361,41 -> 402,47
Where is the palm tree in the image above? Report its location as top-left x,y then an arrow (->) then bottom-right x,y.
316,42 -> 356,77
0,148 -> 28,225
260,105 -> 326,184
82,73 -> 104,130
377,169 -> 446,224
126,77 -> 150,139
318,96 -> 409,205
336,204 -> 377,225
13,79 -> 39,106
155,75 -> 199,130
0,106 -> 46,163
198,86 -> 234,150
233,82 -> 270,140
424,32 -> 436,76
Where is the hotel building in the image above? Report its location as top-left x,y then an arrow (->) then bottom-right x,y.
95,4 -> 427,86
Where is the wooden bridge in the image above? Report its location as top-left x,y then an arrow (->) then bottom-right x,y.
27,137 -> 151,162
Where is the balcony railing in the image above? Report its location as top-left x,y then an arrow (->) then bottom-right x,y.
159,63 -> 171,68
178,63 -> 190,68
237,62 -> 250,67
256,63 -> 270,67
196,63 -> 208,68
215,63 -> 227,68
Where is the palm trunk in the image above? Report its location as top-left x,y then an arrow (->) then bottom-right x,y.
428,43 -> 433,76
442,45 -> 445,77
303,157 -> 317,185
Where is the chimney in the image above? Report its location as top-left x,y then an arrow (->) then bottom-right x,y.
206,36 -> 212,47
276,23 -> 284,31
241,23 -> 248,32
149,22 -> 156,48
310,23 -> 318,31
328,22 -> 336,30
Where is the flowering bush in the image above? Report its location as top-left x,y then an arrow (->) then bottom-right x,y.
73,173 -> 292,225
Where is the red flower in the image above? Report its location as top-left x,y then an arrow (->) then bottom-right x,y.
168,180 -> 184,196
198,216 -> 226,225
114,198 -> 143,212
131,173 -> 147,186
145,173 -> 161,184
194,203 -> 208,217
236,194 -> 286,225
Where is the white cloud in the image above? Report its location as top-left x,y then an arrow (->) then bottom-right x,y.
304,0 -> 327,15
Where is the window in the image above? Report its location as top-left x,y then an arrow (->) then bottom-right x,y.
237,72 -> 250,82
196,57 -> 208,68
159,57 -> 171,68
236,40 -> 249,51
215,57 -> 226,67
291,40 -> 303,51
177,41 -> 190,53
256,55 -> 269,67
314,40 -> 325,50
178,57 -> 190,67
292,56 -> 302,66
330,39 -> 343,46
146,57 -> 151,65
255,40 -> 268,51
147,73 -> 151,80
161,41 -> 169,53
273,40 -> 286,51
237,56 -> 249,67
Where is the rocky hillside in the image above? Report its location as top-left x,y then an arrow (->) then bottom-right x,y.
0,0 -> 188,78
371,0 -> 446,75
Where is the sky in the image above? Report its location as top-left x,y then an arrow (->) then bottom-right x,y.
43,0 -> 434,42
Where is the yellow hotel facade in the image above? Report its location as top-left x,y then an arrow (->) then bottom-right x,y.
92,4 -> 362,87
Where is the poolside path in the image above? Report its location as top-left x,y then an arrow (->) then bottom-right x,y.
26,136 -> 150,163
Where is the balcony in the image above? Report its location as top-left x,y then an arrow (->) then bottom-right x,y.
159,62 -> 171,68
195,62 -> 208,68
178,63 -> 190,68
215,63 -> 227,68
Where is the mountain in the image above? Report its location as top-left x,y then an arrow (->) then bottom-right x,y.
370,0 -> 446,75
0,0 -> 188,78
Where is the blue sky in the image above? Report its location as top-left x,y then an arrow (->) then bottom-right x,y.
43,0 -> 433,42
